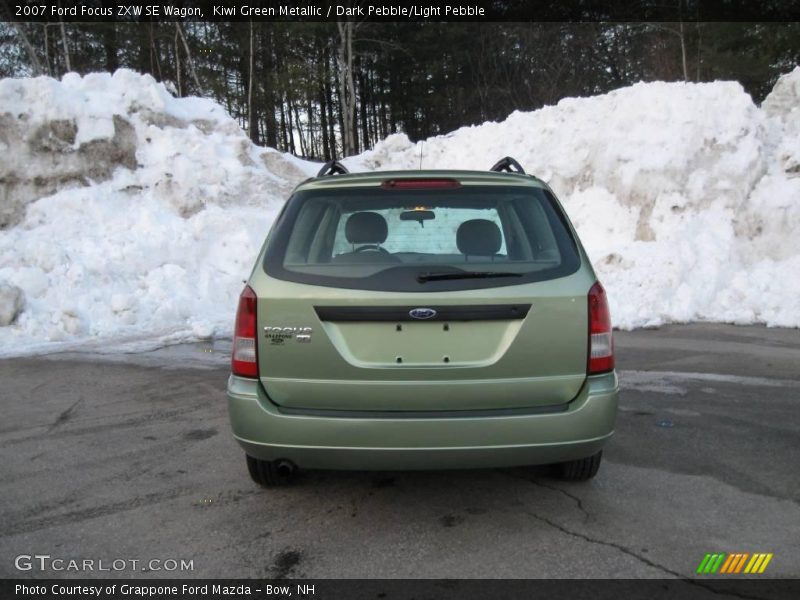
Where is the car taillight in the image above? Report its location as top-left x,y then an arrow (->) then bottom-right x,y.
588,281 -> 614,375
232,285 -> 258,378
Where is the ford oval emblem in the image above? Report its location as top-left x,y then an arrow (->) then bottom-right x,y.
409,307 -> 437,320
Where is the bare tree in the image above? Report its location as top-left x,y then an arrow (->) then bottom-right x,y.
678,20 -> 688,82
695,23 -> 702,81
248,20 -> 256,143
42,24 -> 51,75
337,18 -> 357,156
174,26 -> 181,95
150,23 -> 162,79
638,22 -> 691,82
645,0 -> 691,82
175,23 -> 201,90
0,0 -> 44,76
58,2 -> 71,72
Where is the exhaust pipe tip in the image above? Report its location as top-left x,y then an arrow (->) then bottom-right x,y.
275,459 -> 297,479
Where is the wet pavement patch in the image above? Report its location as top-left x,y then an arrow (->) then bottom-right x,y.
440,514 -> 465,527
183,428 -> 218,441
270,548 -> 303,578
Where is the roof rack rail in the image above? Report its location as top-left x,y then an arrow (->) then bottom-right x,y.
489,157 -> 525,174
317,160 -> 349,177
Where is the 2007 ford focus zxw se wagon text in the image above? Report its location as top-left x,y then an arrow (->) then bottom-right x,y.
227,157 -> 618,486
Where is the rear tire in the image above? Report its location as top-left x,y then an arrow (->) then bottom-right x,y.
557,451 -> 602,481
246,455 -> 297,487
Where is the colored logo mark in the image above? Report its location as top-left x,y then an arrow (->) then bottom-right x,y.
696,552 -> 773,575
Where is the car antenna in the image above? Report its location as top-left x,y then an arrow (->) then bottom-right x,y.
419,141 -> 424,170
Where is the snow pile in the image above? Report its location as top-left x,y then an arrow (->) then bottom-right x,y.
0,68 -> 798,356
0,70 -> 314,355
348,69 -> 800,328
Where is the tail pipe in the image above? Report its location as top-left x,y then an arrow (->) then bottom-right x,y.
275,459 -> 297,478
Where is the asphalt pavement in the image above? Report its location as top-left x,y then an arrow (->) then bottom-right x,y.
0,323 -> 798,579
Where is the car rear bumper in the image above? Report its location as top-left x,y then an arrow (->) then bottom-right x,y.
227,371 -> 618,470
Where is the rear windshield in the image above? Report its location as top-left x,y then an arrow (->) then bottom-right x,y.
263,184 -> 581,292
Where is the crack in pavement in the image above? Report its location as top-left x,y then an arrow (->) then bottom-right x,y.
529,480 -> 590,523
501,472 -> 773,599
0,487 -> 195,538
502,471 -> 591,522
524,507 -> 683,577
526,510 -> 772,600
48,397 -> 83,432
0,406 -> 205,449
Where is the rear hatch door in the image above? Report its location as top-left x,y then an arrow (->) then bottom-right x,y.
255,277 -> 589,411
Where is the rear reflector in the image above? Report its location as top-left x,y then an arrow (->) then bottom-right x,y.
381,178 -> 461,190
588,281 -> 614,374
232,285 -> 258,378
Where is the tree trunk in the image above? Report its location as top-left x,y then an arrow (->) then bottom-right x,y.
42,25 -> 51,75
318,83 -> 330,160
286,96 -> 296,154
175,23 -> 202,91
279,95 -> 289,152
387,67 -> 398,134
150,23 -> 162,79
293,100 -> 307,157
334,64 -> 346,154
317,83 -> 331,161
264,86 -> 278,148
58,9 -> 71,73
306,97 -> 316,158
679,20 -> 688,82
336,23 -> 350,155
103,25 -> 119,73
0,2 -> 43,74
358,57 -> 370,151
100,3 -> 118,73
247,20 -> 257,144
695,22 -> 702,81
337,19 -> 357,156
174,27 -> 181,96
324,47 -> 337,159
262,26 -> 278,149
369,68 -> 379,148
378,73 -> 389,138
318,41 -> 331,160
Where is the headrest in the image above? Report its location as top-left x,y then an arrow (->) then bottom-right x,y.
345,212 -> 388,245
456,219 -> 502,256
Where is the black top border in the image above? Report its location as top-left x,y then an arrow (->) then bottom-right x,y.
3,0 -> 800,23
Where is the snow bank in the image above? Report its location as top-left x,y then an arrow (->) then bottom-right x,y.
0,70 -> 314,355
348,69 -> 800,329
0,68 -> 798,356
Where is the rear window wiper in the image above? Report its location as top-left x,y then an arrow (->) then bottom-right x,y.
417,271 -> 523,283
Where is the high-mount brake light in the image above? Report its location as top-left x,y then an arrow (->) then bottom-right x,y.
588,281 -> 614,375
381,179 -> 462,190
232,285 -> 258,378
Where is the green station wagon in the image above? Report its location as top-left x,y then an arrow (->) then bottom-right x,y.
227,157 -> 618,485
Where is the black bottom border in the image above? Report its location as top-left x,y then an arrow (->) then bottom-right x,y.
4,579 -> 800,600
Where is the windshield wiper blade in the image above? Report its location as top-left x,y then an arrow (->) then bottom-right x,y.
417,271 -> 523,283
